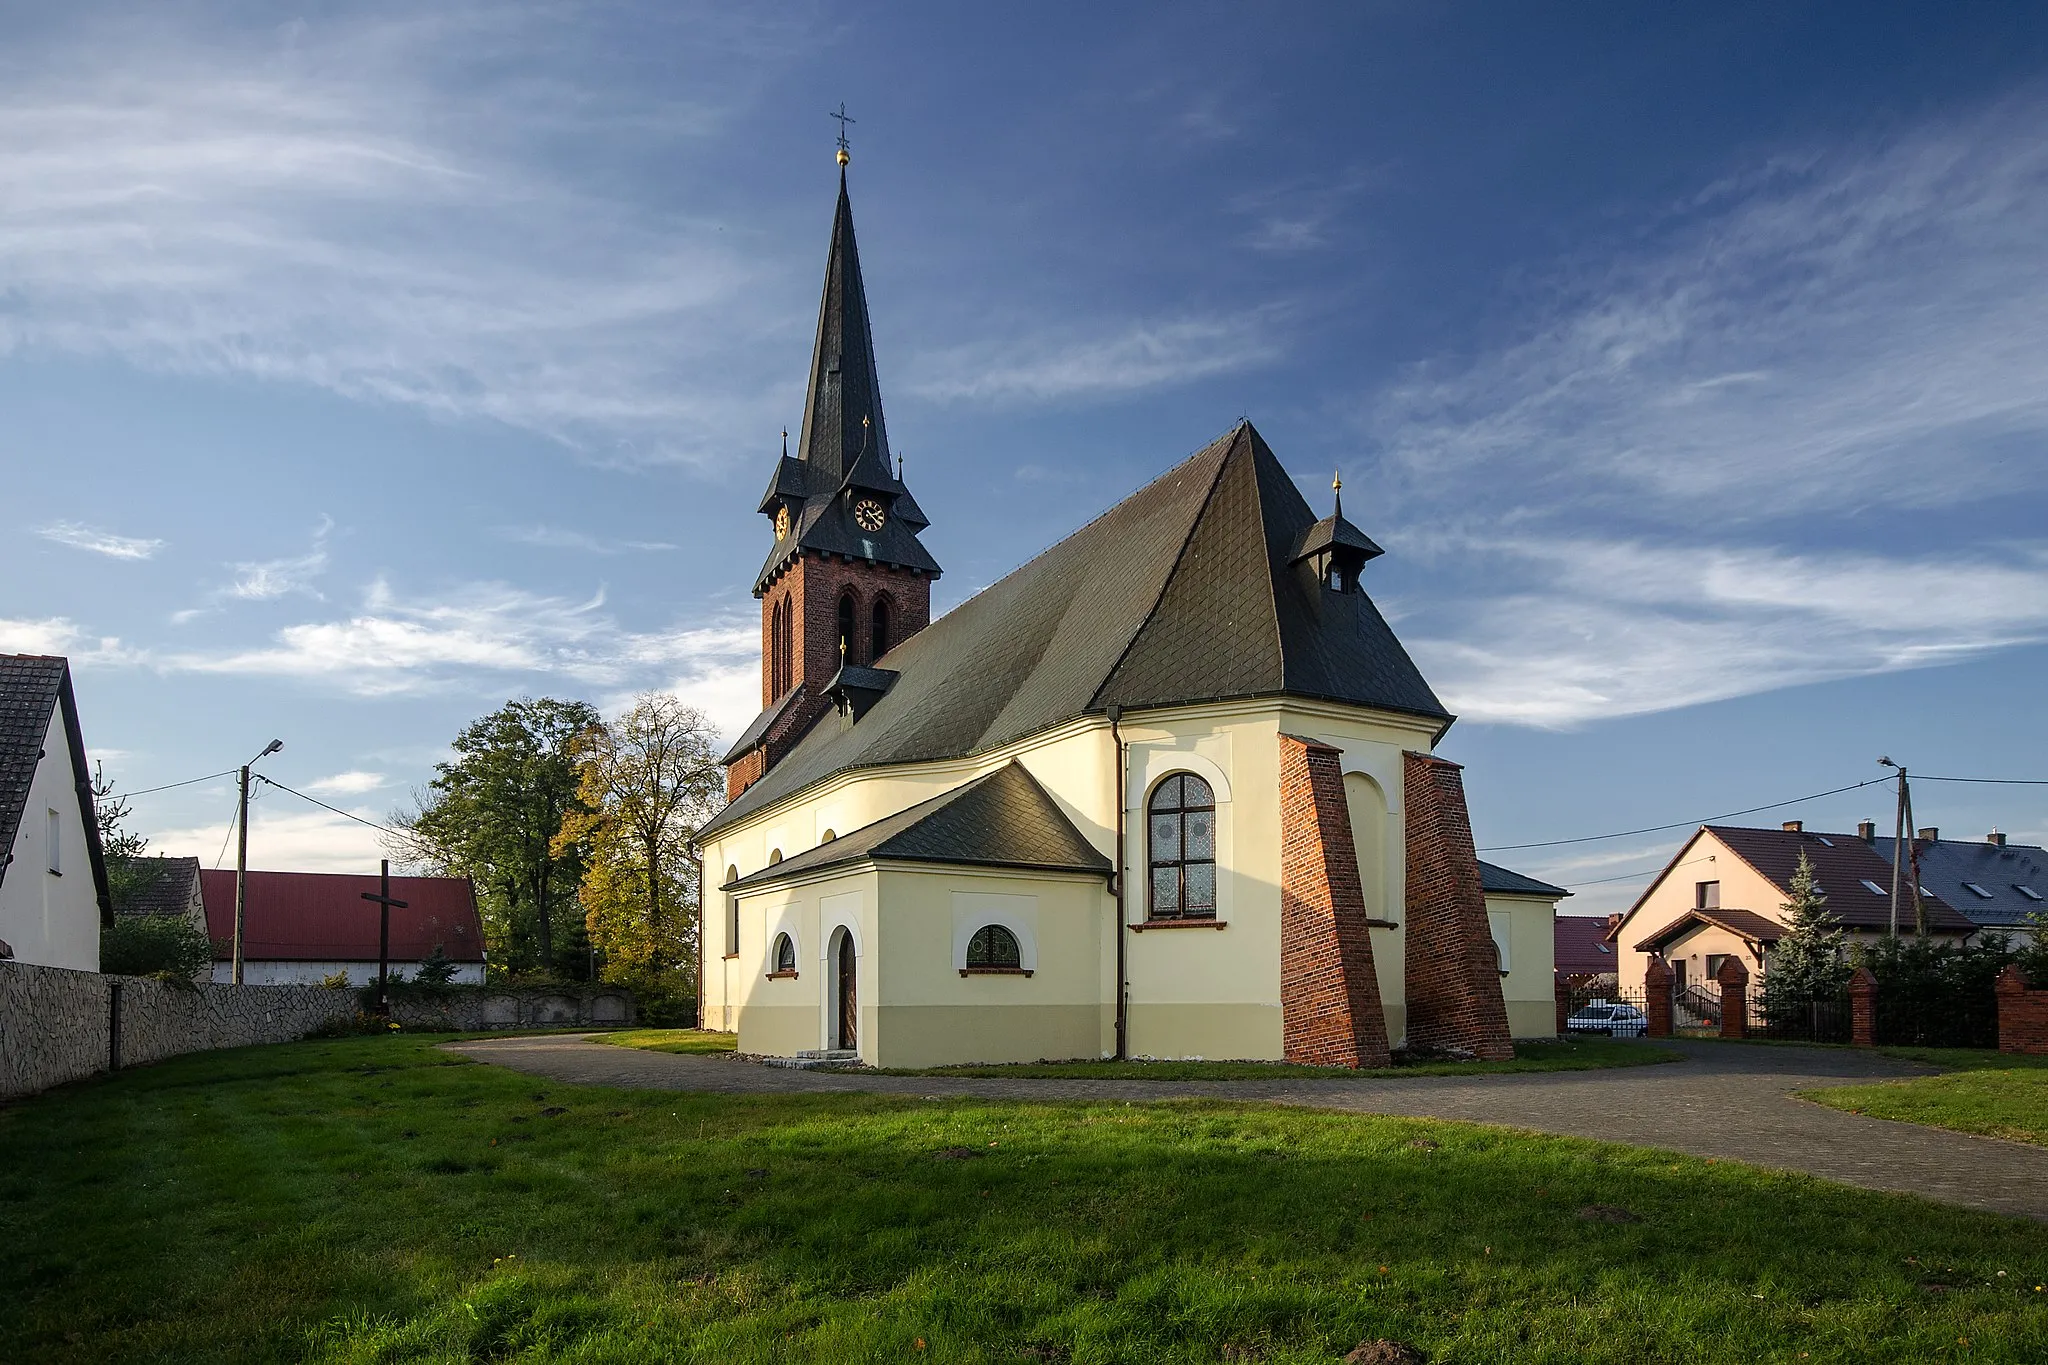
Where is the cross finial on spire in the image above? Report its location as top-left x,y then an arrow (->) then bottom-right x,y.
830,102 -> 855,166
1332,469 -> 1343,518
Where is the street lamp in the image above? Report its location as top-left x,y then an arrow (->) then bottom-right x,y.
231,740 -> 285,986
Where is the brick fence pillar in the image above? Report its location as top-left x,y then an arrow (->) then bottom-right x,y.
1715,956 -> 1749,1040
1556,978 -> 1572,1036
1997,965 -> 2048,1056
1848,966 -> 1878,1047
1644,955 -> 1674,1038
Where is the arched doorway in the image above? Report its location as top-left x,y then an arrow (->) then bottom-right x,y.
832,928 -> 857,1051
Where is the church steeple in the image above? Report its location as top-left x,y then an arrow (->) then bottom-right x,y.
796,170 -> 893,490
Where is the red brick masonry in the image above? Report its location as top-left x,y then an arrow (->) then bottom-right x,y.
1277,735 -> 1391,1068
1644,955 -> 1674,1038
1401,752 -> 1514,1061
1997,965 -> 2048,1056
1715,955 -> 1749,1040
1849,967 -> 1878,1047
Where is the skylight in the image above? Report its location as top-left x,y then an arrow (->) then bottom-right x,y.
2018,885 -> 2044,902
1964,882 -> 1995,899
1859,879 -> 1887,896
1815,835 -> 1835,847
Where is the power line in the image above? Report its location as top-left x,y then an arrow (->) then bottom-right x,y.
254,775 -> 426,849
210,796 -> 240,871
1476,775 -> 1892,852
1561,854 -> 1714,890
122,768 -> 240,798
1917,774 -> 2048,787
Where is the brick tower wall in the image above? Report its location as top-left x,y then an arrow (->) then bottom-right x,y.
1402,752 -> 1514,1061
1277,734 -> 1392,1068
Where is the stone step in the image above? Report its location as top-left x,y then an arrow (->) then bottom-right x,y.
761,1051 -> 864,1071
795,1049 -> 859,1060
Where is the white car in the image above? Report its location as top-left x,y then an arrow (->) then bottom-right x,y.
1566,1001 -> 1648,1038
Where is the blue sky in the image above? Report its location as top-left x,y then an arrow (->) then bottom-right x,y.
6,3 -> 2047,912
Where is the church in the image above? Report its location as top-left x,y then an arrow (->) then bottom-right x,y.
694,157 -> 1554,1068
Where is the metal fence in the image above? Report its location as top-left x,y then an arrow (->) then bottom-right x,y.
1747,994 -> 1852,1044
1559,979 -> 1652,1037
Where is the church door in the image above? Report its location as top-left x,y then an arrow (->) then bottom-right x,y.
835,931 -> 857,1051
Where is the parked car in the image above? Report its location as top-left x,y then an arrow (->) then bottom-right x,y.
1566,1001 -> 1647,1038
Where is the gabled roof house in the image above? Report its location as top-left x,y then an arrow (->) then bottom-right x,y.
199,869 -> 486,986
0,655 -> 112,971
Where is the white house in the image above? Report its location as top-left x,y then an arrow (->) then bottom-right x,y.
0,655 -> 112,971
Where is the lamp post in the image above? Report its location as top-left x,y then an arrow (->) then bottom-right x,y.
231,739 -> 284,986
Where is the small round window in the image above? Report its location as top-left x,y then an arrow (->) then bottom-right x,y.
965,924 -> 1022,970
772,933 -> 796,974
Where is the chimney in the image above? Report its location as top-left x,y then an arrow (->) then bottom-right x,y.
1605,912 -> 1622,932
1782,820 -> 1803,833
1857,819 -> 1876,842
1989,829 -> 2008,847
1917,826 -> 1939,843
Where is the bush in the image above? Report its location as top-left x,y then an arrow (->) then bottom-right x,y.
1858,932 -> 2017,1048
101,915 -> 212,983
413,945 -> 459,987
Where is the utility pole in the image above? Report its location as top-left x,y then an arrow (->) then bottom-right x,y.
1903,777 -> 1927,937
231,739 -> 285,986
1879,756 -> 1906,938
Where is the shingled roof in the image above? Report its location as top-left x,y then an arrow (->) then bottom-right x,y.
1478,859 -> 1570,899
113,855 -> 204,920
704,421 -> 1449,838
724,761 -> 1110,891
0,654 -> 112,924
1705,824 -> 1977,933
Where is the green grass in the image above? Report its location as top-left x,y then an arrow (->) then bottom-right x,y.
596,1028 -> 739,1056
1807,1063 -> 2048,1146
861,1037 -> 1673,1080
3,1037 -> 2045,1363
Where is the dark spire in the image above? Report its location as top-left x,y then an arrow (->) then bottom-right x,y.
794,169 -> 891,490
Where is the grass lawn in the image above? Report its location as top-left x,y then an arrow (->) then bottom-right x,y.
599,1030 -> 1670,1080
3,1038 -> 2045,1363
1805,1050 -> 2048,1146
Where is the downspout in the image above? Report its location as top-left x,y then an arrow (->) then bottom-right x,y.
1109,705 -> 1128,1061
689,841 -> 705,1030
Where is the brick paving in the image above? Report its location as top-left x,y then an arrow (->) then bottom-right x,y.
442,1035 -> 2048,1221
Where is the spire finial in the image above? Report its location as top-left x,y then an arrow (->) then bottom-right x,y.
1332,469 -> 1343,518
830,102 -> 855,167
897,450 -> 904,478
781,427 -> 788,459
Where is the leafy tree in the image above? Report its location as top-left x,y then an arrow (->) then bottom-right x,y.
392,698 -> 600,975
92,762 -> 170,916
102,916 -> 212,983
1762,851 -> 1852,1025
553,693 -> 723,1021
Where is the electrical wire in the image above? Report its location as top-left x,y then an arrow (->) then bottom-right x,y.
254,775 -> 427,849
210,796 -> 240,871
1561,855 -> 1714,890
1917,774 -> 2048,787
1476,775 -> 1893,852
121,768 -> 240,798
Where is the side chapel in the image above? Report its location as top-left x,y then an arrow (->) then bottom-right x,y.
695,158 -> 1544,1067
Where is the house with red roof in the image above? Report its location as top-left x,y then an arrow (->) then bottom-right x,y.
199,869 -> 486,986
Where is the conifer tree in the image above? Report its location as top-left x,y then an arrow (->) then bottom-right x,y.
1763,850 -> 1852,1022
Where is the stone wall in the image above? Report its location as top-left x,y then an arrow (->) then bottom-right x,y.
383,984 -> 635,1032
0,960 -> 355,1100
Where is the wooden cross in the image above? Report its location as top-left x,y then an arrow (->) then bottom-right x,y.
361,858 -> 408,1015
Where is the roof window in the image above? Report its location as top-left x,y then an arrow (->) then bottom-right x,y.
1964,882 -> 1995,900
1815,835 -> 1835,847
2016,885 -> 2044,902
1859,879 -> 1887,896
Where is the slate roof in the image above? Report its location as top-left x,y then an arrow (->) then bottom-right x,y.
721,686 -> 804,766
1704,825 -> 1977,933
199,869 -> 486,962
0,655 -> 112,924
724,761 -> 1111,891
113,855 -> 204,919
704,422 -> 1450,839
1870,835 -> 2048,930
1478,859 -> 1570,899
1554,914 -> 1619,977
1632,905 -> 1786,953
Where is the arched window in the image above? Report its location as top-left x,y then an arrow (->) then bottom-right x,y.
870,596 -> 892,661
770,932 -> 797,976
838,591 -> 857,664
768,848 -> 783,865
964,924 -> 1023,971
1148,773 -> 1216,920
723,866 -> 739,956
770,597 -> 792,698
819,829 -> 836,843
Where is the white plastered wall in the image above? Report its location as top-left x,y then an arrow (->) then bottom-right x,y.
0,706 -> 99,972
1485,892 -> 1561,1037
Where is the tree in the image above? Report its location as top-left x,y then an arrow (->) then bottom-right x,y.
552,693 -> 723,1020
1762,850 -> 1852,1025
92,762 -> 167,915
102,915 -> 212,983
391,697 -> 600,976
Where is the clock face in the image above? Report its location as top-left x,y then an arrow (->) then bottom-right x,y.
774,505 -> 791,539
853,498 -> 886,532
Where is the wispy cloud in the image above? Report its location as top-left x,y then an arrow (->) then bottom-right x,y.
303,770 -> 387,796
495,525 -> 678,554
37,520 -> 164,560
909,313 -> 1284,405
220,515 -> 333,603
148,802 -> 385,873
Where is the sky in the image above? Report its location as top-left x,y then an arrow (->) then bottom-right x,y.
5,2 -> 2047,913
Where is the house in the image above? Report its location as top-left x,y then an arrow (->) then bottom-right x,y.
112,855 -> 206,931
695,162 -> 1527,1069
0,655 -> 112,971
1865,824 -> 2047,941
198,869 -> 486,985
1555,913 -> 1622,982
1608,821 -> 1976,999
1479,860 -> 1570,1035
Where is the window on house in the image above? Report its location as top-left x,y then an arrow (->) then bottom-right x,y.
1860,879 -> 1888,896
964,924 -> 1022,971
1148,773 -> 1217,920
1964,882 -> 1995,899
770,597 -> 793,698
871,597 -> 891,661
771,933 -> 796,975
768,848 -> 783,865
837,592 -> 857,663
46,808 -> 61,875
724,867 -> 739,956
1705,953 -> 1729,981
2017,885 -> 2044,902
1695,880 -> 1719,909
1486,910 -> 1511,974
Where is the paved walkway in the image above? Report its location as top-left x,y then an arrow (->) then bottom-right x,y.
443,1035 -> 2048,1221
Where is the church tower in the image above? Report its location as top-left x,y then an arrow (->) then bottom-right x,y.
725,159 -> 941,801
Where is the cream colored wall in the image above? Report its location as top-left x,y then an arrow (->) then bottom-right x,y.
1654,921 -> 1763,998
729,867 -> 876,1059
1609,830 -> 1782,995
701,695 -> 1441,1062
0,707 -> 99,972
1486,892 -> 1561,1038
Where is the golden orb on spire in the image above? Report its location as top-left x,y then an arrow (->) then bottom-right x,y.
1332,469 -> 1342,493
837,146 -> 850,167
